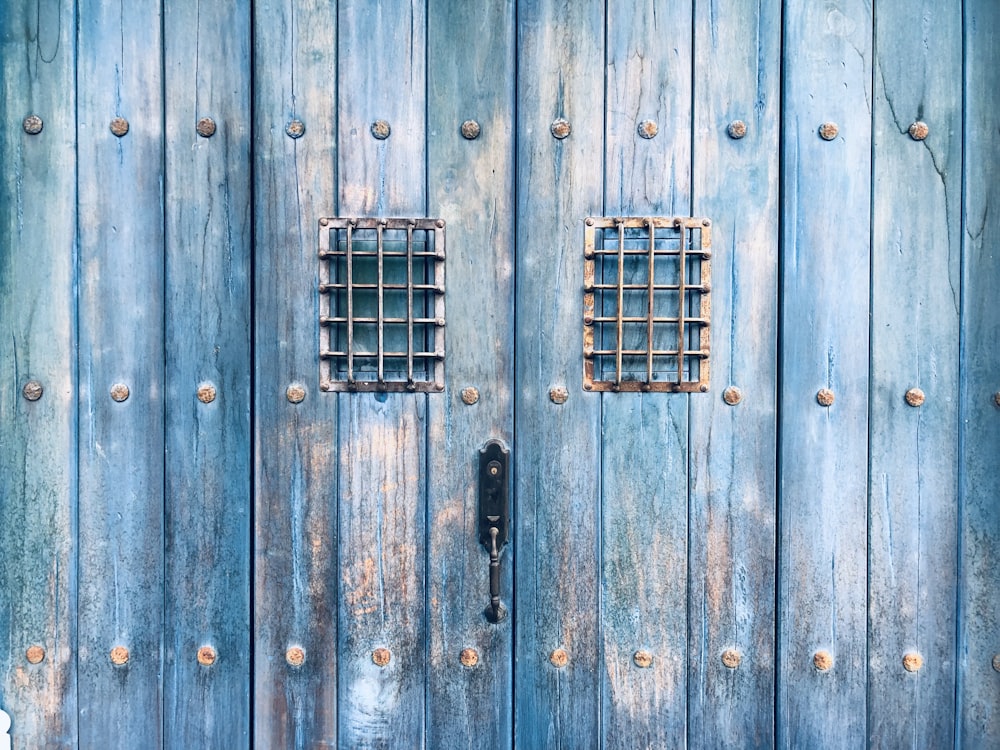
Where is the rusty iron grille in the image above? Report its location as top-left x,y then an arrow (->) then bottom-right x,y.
319,218 -> 445,392
583,217 -> 711,392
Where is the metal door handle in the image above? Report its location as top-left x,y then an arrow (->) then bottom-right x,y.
479,440 -> 509,623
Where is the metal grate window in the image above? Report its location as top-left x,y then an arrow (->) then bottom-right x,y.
319,218 -> 445,392
583,217 -> 711,393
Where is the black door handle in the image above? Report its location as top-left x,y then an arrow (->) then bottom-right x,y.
478,440 -> 510,623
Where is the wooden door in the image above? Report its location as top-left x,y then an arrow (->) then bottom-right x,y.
2,1 -> 999,749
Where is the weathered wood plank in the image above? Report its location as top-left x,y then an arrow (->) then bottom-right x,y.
163,0 -> 251,745
777,2 -> 873,747
867,1 -> 962,746
600,1 -> 692,746
426,0 -> 516,747
514,1 -> 604,746
252,0 -> 339,745
76,1 -> 165,745
689,0 -> 780,746
335,2 -> 429,746
959,1 -> 1000,745
0,1 -> 78,745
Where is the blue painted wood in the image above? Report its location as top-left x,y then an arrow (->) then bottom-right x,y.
0,1 -> 78,745
426,0 -> 516,747
252,0 -> 339,745
959,1 -> 1000,745
777,2 -> 873,747
76,1 -> 165,746
689,0 -> 780,746
163,0 -> 251,745
868,1 -> 962,746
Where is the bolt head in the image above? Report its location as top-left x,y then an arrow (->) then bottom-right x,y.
286,384 -> 306,404
22,115 -> 43,135
197,645 -> 217,666
633,649 -> 653,668
285,119 -> 305,139
285,646 -> 305,667
721,648 -> 741,669
816,388 -> 835,407
908,121 -> 929,141
110,383 -> 130,402
637,119 -> 658,139
905,387 -> 925,407
26,646 -> 45,665
460,386 -> 480,405
459,648 -> 479,667
549,386 -> 569,405
550,118 -> 571,140
110,117 -> 130,137
818,122 -> 839,141
22,380 -> 44,401
727,120 -> 747,139
196,117 -> 217,138
110,646 -> 130,666
197,383 -> 217,404
549,648 -> 569,668
813,650 -> 834,671
723,386 -> 742,405
371,119 -> 391,140
460,119 -> 481,140
372,647 -> 391,667
902,652 -> 923,672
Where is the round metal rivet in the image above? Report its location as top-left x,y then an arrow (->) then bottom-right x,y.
637,120 -> 658,139
992,653 -> 1000,673
285,646 -> 305,667
702,219 -> 712,227
22,380 -> 44,401
461,386 -> 480,405
585,217 -> 595,226
110,383 -> 130,402
110,646 -> 130,666
905,387 -> 925,407
723,386 -> 742,406
196,117 -> 217,138
902,652 -> 923,673
816,388 -> 835,407
197,645 -> 217,666
197,383 -> 217,404
908,121 -> 929,141
550,118 -> 571,140
285,119 -> 305,139
818,122 -> 839,141
26,646 -> 45,665
721,649 -> 741,669
633,650 -> 653,669
549,387 -> 569,405
727,120 -> 747,139
459,648 -> 479,668
286,384 -> 306,404
435,219 -> 446,229
549,648 -> 569,668
110,117 -> 130,137
699,384 -> 710,393
813,650 -> 834,672
371,119 -> 391,140
461,120 -> 481,140
22,115 -> 43,135
372,647 -> 391,667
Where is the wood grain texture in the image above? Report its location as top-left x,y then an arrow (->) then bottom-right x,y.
959,1 -> 1000,745
868,1 -> 962,746
600,1 -> 692,746
514,1 -> 604,746
76,0 -> 165,745
163,0 -> 251,745
335,2 -> 429,746
253,0 -> 339,745
689,0 -> 780,747
0,1 -> 78,745
426,0 -> 516,747
777,2 -> 873,747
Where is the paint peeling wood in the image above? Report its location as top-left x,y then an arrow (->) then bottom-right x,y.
959,1 -> 1000,745
163,1 -> 251,746
689,0 -> 780,746
0,0 -> 77,745
252,0 -> 339,745
867,1 -> 962,746
777,3 -> 873,747
76,1 -> 164,746
425,0 -> 515,747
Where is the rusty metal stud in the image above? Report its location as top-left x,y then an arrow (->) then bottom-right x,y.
549,387 -> 569,405
721,649 -> 741,669
993,654 -> 1000,673
585,217 -> 595,226
461,120 -> 481,140
286,384 -> 306,404
26,646 -> 45,665
905,387 -> 925,407
727,120 -> 747,139
908,121 -> 929,141
550,118 -> 571,140
372,647 -> 391,667
197,645 -> 217,666
435,219 -> 446,229
285,646 -> 305,667
813,650 -> 834,672
110,383 -> 130,402
460,386 -> 480,405
110,646 -> 130,666
816,388 -> 835,407
633,650 -> 653,668
285,119 -> 305,139
22,380 -> 43,401
197,383 -> 217,404
637,120 -> 658,139
196,117 -> 217,138
902,652 -> 923,673
549,648 -> 569,668
22,115 -> 43,135
818,122 -> 839,141
110,117 -> 130,137
371,119 -> 391,140
459,648 -> 479,668
723,386 -> 742,406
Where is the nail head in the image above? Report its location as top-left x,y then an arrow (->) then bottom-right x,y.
905,387 -> 925,407
721,648 -> 741,669
633,649 -> 653,668
26,646 -> 45,665
459,648 -> 479,668
372,647 -> 391,667
110,117 -> 130,137
723,386 -> 742,405
549,387 -> 569,405
727,120 -> 747,139
110,645 -> 130,666
813,650 -> 834,671
816,388 -> 835,407
460,386 -> 480,405
286,384 -> 306,404
285,119 -> 305,139
902,652 -> 923,672
286,646 -> 305,667
549,648 -> 569,668
550,118 -> 571,140
818,122 -> 839,140
461,120 -> 481,140
22,115 -> 43,135
22,380 -> 44,401
196,117 -> 217,138
908,121 -> 929,141
110,383 -> 130,402
371,119 -> 391,140
197,645 -> 217,666
197,383 -> 217,404
637,120 -> 658,139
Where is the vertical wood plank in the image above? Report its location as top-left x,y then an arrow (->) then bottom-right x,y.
600,1 -> 692,746
426,0 -> 516,747
689,0 -> 780,746
959,1 -> 1000,745
867,1 -> 962,746
76,1 -> 165,745
777,2 -> 873,747
0,1 -> 78,745
164,0 -> 251,745
253,0 -> 339,745
335,2 -> 429,746
514,1 -> 604,746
